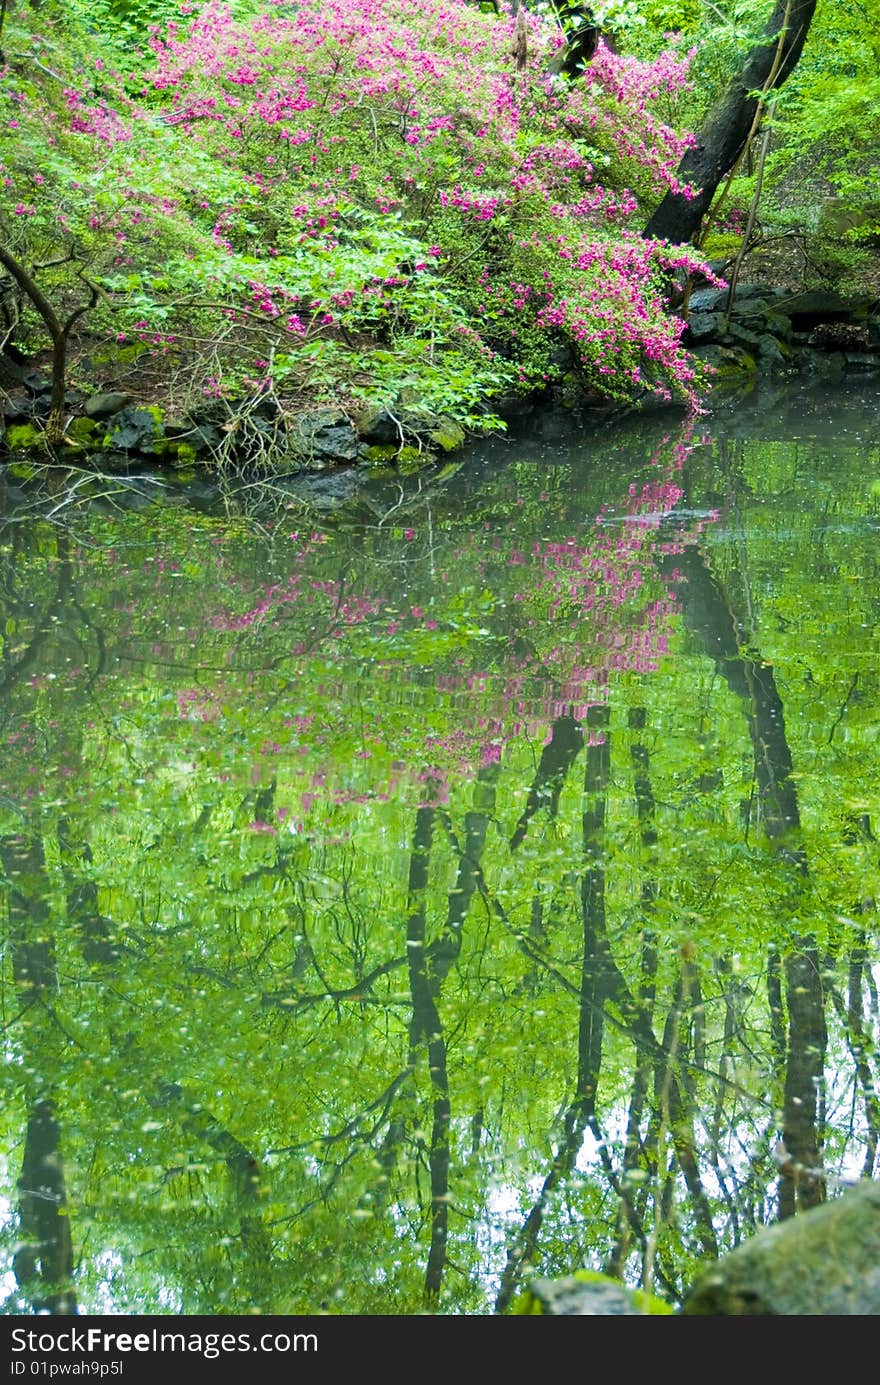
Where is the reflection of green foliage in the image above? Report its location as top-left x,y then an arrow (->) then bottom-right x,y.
1,407 -> 879,1314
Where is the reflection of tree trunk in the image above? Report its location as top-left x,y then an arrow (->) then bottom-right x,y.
14,1100 -> 77,1314
1,834 -> 76,1312
405,804 -> 451,1302
833,934 -> 880,1179
357,773 -> 496,1241
767,944 -> 786,1062
56,840 -> 276,1307
839,818 -> 879,1177
607,708 -> 659,1277
777,945 -> 825,1216
2,834 -> 58,996
59,825 -> 122,966
665,545 -> 826,1217
151,1082 -> 272,1305
652,963 -> 719,1260
579,706 -> 611,1103
495,707 -> 613,1313
431,766 -> 498,984
510,712 -> 583,851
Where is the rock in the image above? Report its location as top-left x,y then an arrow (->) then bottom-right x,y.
689,287 -> 728,313
729,282 -> 775,303
684,312 -> 718,345
781,289 -> 872,334
356,407 -> 402,446
285,407 -> 359,468
0,353 -> 27,389
3,389 -> 30,422
84,391 -> 132,420
21,369 -> 50,396
102,405 -> 165,454
282,468 -> 362,510
165,422 -> 223,454
843,352 -> 879,373
761,309 -> 793,342
514,1271 -> 673,1316
807,322 -> 871,351
701,343 -> 757,383
756,335 -> 792,370
682,1179 -> 880,1315
730,303 -> 772,324
726,322 -> 763,351
427,414 -> 466,452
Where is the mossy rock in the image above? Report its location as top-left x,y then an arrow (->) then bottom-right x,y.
683,1179 -> 880,1315
172,442 -> 199,466
512,1270 -> 674,1316
700,344 -> 757,390
361,444 -> 399,467
395,445 -> 427,473
103,405 -> 166,454
66,416 -> 100,443
427,415 -> 466,452
5,421 -> 45,450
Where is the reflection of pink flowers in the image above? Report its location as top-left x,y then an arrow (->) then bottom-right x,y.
177,687 -> 220,721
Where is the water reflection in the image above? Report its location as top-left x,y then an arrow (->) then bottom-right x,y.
0,380 -> 878,1315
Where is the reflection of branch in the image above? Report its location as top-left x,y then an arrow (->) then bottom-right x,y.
261,953 -> 408,1010
267,1070 -> 412,1156
827,672 -> 860,746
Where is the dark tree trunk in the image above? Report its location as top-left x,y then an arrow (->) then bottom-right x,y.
15,1101 -> 77,1314
405,805 -> 451,1302
663,543 -> 827,1217
494,707 -> 614,1314
643,0 -> 818,245
510,711 -> 583,851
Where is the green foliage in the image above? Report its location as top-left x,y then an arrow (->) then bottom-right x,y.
622,0 -> 880,292
0,0 -> 716,456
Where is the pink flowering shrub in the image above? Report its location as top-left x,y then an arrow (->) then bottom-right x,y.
0,0 -> 719,441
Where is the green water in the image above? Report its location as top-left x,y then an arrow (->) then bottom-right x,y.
1,379 -> 878,1315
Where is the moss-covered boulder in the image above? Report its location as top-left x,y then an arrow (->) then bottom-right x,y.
4,421 -> 45,451
103,405 -> 166,454
284,407 -> 359,469
512,1270 -> 673,1316
682,1179 -> 880,1315
427,414 -> 466,452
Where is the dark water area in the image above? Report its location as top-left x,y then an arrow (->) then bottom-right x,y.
0,377 -> 878,1315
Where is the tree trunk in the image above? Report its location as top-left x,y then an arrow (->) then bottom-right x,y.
643,0 -> 818,245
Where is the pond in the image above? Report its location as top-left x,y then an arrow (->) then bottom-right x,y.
1,377 -> 878,1316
